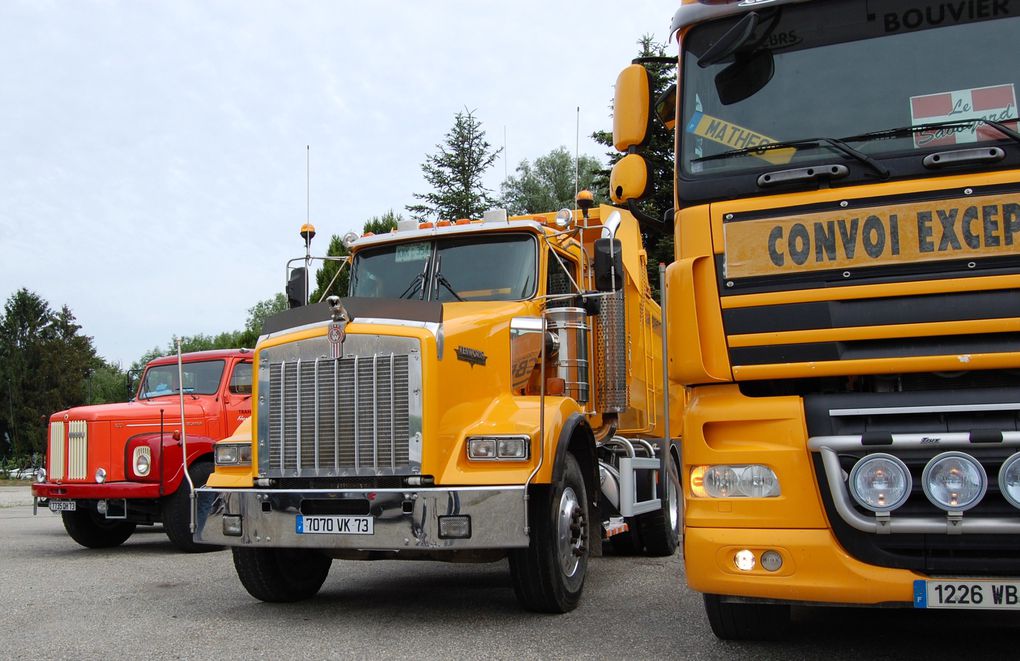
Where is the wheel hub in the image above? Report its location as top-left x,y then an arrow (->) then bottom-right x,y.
557,486 -> 587,577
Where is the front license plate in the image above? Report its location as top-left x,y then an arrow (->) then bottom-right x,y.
296,515 -> 373,535
915,579 -> 1020,609
48,500 -> 76,512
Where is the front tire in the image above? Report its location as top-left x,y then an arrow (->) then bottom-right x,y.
703,593 -> 791,640
509,453 -> 590,613
637,445 -> 682,557
163,460 -> 219,553
232,547 -> 333,602
61,509 -> 136,549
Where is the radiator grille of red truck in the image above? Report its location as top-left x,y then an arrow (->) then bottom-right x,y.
259,335 -> 423,479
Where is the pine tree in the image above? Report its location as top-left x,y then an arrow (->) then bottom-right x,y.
407,109 -> 502,221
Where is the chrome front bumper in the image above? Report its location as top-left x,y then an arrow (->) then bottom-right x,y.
194,486 -> 529,550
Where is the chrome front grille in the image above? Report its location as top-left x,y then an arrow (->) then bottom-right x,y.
48,421 -> 65,480
258,335 -> 422,478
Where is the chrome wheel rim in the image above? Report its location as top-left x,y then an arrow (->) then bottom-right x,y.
557,486 -> 585,577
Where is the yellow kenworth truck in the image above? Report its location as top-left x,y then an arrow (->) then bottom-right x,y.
610,0 -> 1020,640
195,202 -> 682,611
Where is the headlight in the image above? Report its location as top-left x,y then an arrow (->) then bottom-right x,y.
215,442 -> 252,466
132,446 -> 152,477
690,464 -> 780,498
95,467 -> 107,484
922,451 -> 986,512
999,453 -> 1020,509
35,468 -> 46,483
849,453 -> 911,513
466,436 -> 530,461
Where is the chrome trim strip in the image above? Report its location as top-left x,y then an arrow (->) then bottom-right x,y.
313,356 -> 320,470
295,358 -> 302,469
831,403 -> 1020,416
816,446 -> 1020,535
194,485 -> 529,550
808,433 -> 1020,452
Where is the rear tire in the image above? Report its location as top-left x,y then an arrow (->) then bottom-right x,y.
509,453 -> 589,613
232,547 -> 332,602
703,593 -> 791,640
163,460 -> 219,553
61,509 -> 136,549
637,445 -> 682,557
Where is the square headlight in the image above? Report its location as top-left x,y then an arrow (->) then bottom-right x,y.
467,436 -> 529,461
215,443 -> 252,466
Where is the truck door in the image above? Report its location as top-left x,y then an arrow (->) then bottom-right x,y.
222,360 -> 253,435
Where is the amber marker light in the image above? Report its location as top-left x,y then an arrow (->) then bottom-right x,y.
690,465 -> 708,498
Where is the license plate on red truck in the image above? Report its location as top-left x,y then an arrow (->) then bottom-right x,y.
915,579 -> 1020,609
48,500 -> 76,512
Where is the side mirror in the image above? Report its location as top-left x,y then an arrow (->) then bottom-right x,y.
715,49 -> 774,105
612,64 -> 652,152
609,153 -> 649,204
594,239 -> 625,292
286,267 -> 307,309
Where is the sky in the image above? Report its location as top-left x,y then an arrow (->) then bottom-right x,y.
0,0 -> 675,368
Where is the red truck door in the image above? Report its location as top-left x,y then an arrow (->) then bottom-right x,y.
221,360 -> 253,434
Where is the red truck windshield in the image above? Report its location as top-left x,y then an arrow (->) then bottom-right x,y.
139,360 -> 225,398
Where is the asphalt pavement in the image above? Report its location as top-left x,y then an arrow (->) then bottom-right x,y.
1,504 -> 1017,660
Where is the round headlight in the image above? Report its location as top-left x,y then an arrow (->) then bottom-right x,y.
922,451 -> 986,512
998,453 -> 1020,509
35,468 -> 46,483
95,467 -> 107,484
136,454 -> 149,476
849,453 -> 912,513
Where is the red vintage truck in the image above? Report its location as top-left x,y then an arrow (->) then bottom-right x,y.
32,349 -> 253,551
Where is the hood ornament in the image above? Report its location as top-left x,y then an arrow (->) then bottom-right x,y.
326,296 -> 349,359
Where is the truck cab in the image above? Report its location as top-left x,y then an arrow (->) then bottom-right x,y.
33,349 -> 253,551
198,204 -> 683,610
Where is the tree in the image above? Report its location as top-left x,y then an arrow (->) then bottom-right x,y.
310,211 -> 402,304
238,293 -> 288,347
0,290 -> 103,458
500,147 -> 605,215
591,35 -> 676,299
407,108 -> 502,220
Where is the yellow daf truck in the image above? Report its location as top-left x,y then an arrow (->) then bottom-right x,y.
611,0 -> 1020,640
195,202 -> 682,611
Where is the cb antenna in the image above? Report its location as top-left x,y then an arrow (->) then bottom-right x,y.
299,145 -> 316,305
574,106 -> 580,208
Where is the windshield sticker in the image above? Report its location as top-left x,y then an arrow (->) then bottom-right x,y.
395,242 -> 430,263
686,111 -> 796,165
910,84 -> 1017,148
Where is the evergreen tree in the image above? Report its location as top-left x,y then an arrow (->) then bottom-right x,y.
591,35 -> 677,299
500,147 -> 605,215
407,108 -> 502,220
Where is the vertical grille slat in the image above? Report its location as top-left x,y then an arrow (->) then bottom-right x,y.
263,340 -> 418,478
49,421 -> 65,481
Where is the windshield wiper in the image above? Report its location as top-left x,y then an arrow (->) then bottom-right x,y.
841,118 -> 1020,146
431,255 -> 464,302
399,256 -> 431,300
693,137 -> 889,178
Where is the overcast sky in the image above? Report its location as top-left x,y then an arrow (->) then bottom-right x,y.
0,0 -> 673,368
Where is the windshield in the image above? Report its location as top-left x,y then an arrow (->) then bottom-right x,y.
681,0 -> 1020,178
349,233 -> 538,302
139,360 -> 225,398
